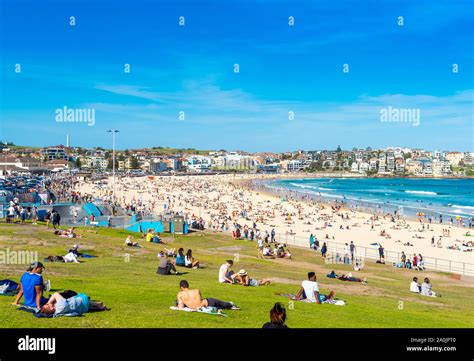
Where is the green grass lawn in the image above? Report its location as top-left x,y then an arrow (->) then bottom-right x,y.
0,222 -> 472,328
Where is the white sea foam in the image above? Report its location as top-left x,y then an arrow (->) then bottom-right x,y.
449,205 -> 474,210
405,190 -> 437,196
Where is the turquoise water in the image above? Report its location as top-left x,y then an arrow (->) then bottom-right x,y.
267,178 -> 474,220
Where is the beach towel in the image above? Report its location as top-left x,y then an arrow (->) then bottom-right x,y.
169,306 -> 228,317
0,279 -> 19,296
17,305 -> 52,318
80,253 -> 97,259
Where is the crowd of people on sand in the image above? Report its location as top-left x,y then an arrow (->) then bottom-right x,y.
1,261 -> 109,317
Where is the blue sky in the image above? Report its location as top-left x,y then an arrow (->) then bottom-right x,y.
0,0 -> 473,152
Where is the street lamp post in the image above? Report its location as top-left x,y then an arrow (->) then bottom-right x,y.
107,130 -> 119,202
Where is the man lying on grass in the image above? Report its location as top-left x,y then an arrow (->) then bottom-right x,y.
295,272 -> 336,304
176,280 -> 240,310
39,292 -> 109,317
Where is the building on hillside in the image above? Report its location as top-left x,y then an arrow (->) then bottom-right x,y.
444,152 -> 463,166
42,146 -> 68,161
186,156 -> 212,172
0,156 -> 43,171
150,161 -> 168,173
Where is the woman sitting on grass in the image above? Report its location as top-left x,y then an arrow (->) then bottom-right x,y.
124,235 -> 141,247
185,249 -> 200,269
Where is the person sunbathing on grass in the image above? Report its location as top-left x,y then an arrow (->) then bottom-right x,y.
233,269 -> 272,287
294,272 -> 336,304
176,280 -> 240,310
338,273 -> 367,284
164,248 -> 177,257
39,292 -> 109,317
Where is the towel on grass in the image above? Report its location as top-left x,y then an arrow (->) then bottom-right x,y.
169,306 -> 228,317
0,280 -> 19,296
17,305 -> 53,318
81,253 -> 97,259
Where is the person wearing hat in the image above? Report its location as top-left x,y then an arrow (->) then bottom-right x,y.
12,262 -> 48,310
234,269 -> 272,287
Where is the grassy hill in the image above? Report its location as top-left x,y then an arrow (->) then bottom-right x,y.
0,222 -> 472,328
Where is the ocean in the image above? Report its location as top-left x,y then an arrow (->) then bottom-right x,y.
266,177 -> 474,220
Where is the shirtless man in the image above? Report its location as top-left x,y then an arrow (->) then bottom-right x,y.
176,280 -> 240,310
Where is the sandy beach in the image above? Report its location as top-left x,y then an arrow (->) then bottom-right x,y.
74,174 -> 473,265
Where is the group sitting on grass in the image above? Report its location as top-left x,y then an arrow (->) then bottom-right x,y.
257,241 -> 292,259
9,261 -> 108,317
156,248 -> 202,275
218,260 -> 272,287
410,277 -> 441,297
145,230 -> 165,244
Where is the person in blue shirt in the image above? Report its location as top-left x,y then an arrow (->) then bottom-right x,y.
12,262 -> 48,309
40,292 -> 109,317
175,248 -> 186,267
40,292 -> 89,316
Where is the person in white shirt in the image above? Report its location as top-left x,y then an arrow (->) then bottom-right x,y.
7,205 -> 15,223
295,272 -> 335,304
410,277 -> 421,293
218,260 -> 234,283
262,245 -> 275,258
63,252 -> 80,263
421,278 -> 438,297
